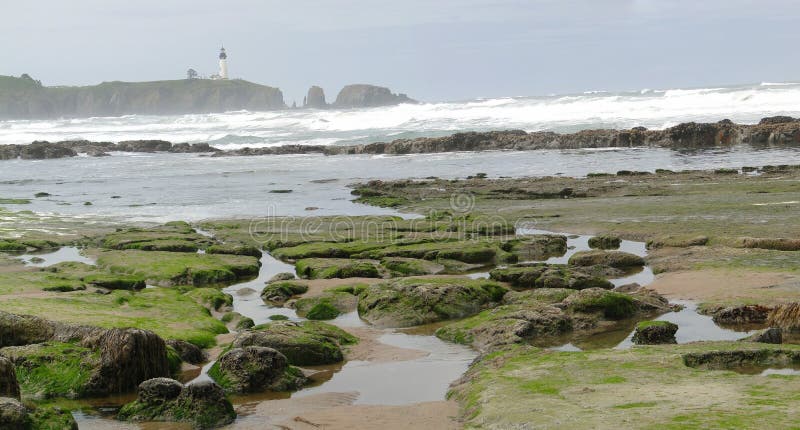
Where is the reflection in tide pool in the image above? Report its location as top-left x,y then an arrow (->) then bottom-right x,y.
15,246 -> 96,267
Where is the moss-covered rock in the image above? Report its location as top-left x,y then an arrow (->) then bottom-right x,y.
166,339 -> 206,365
267,272 -> 296,283
435,297 -> 572,350
632,320 -> 678,344
207,346 -> 306,393
0,241 -> 27,252
293,291 -> 357,318
271,241 -> 387,260
295,258 -> 382,279
562,288 -> 637,320
567,250 -> 645,268
355,240 -> 500,265
96,250 -> 259,287
489,264 -> 614,290
118,378 -> 236,429
205,243 -> 262,258
358,277 -> 508,327
588,235 -> 621,250
81,273 -> 146,290
27,405 -> 78,430
232,321 -> 357,366
0,397 -> 28,429
501,235 -> 568,261
646,234 -> 709,249
0,357 -> 20,399
260,280 -> 309,304
381,257 -> 444,276
186,288 -> 233,311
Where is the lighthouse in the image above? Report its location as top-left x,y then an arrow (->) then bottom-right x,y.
218,46 -> 228,80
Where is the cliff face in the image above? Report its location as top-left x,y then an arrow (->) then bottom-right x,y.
0,75 -> 285,119
305,86 -> 327,108
333,84 -> 415,108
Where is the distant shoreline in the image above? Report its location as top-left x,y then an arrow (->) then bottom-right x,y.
0,116 -> 798,161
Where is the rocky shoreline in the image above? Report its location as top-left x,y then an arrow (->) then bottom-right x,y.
1,116 -> 798,161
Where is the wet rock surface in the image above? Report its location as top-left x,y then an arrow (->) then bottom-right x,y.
0,312 -> 170,397
210,346 -> 307,393
119,378 -> 236,429
0,397 -> 28,429
632,321 -> 678,345
166,339 -> 206,365
0,357 -> 20,399
232,321 -> 357,366
5,116 -> 800,160
358,277 -> 508,328
742,327 -> 783,344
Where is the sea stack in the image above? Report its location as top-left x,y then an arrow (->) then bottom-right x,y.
305,86 -> 327,108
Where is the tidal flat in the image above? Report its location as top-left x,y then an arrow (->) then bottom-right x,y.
1,165 -> 800,429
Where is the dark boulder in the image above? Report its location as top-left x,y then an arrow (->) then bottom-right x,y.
742,327 -> 782,344
116,140 -> 173,152
166,339 -> 206,365
305,86 -> 327,108
632,321 -> 678,345
333,84 -> 415,108
759,116 -> 797,125
137,377 -> 183,403
0,357 -> 20,400
713,305 -> 771,325
0,397 -> 28,430
211,346 -> 306,393
18,142 -> 77,160
83,328 -> 171,396
119,379 -> 236,429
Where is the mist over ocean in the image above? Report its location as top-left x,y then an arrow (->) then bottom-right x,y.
2,82 -> 800,148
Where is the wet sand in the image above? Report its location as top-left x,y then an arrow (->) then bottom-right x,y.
649,269 -> 798,301
231,392 -> 460,430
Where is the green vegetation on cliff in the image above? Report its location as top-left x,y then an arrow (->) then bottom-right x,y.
0,75 -> 285,119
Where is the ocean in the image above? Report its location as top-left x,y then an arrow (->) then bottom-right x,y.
1,82 -> 800,222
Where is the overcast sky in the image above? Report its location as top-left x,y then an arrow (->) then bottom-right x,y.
2,0 -> 799,102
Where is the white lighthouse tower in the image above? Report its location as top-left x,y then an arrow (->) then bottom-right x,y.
218,46 -> 229,80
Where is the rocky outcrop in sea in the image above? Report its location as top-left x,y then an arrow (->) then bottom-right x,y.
1,116 -> 799,160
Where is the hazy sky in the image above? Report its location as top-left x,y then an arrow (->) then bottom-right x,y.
2,0 -> 799,102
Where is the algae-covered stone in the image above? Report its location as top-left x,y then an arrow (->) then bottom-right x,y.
293,291 -> 357,318
502,235 -> 568,260
260,280 -> 309,304
742,327 -> 783,344
568,250 -> 645,268
489,264 -> 614,290
588,235 -> 621,250
0,397 -> 28,430
205,243 -> 262,258
0,357 -> 20,400
435,298 -> 572,351
381,257 -> 444,276
27,405 -> 78,430
267,272 -> 296,283
232,321 -> 357,366
208,346 -> 307,393
632,321 -> 678,345
295,258 -> 382,279
118,379 -> 235,429
96,250 -> 260,287
563,288 -> 637,320
306,302 -> 341,320
166,340 -> 206,365
82,273 -> 146,290
358,277 -> 508,328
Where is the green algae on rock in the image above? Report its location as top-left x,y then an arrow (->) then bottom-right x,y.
118,378 -> 236,430
358,277 -> 508,328
207,346 -> 307,393
295,258 -> 382,279
232,321 -> 357,366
